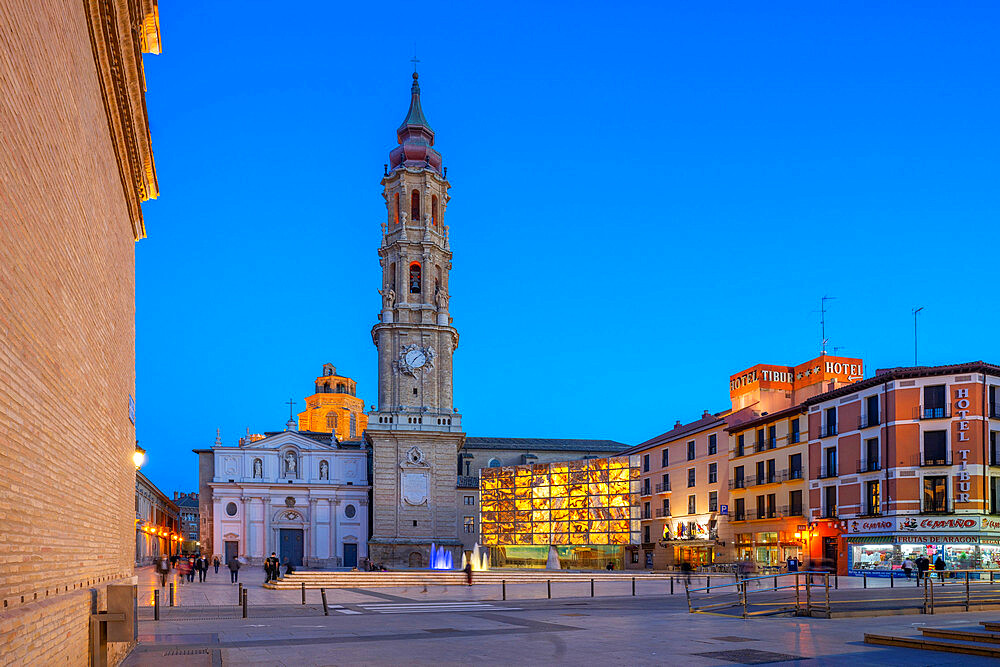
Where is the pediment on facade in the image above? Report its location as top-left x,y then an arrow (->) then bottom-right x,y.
240,431 -> 335,451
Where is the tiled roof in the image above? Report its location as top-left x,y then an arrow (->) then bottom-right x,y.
724,404 -> 807,433
624,415 -> 727,454
174,496 -> 198,509
462,437 -> 628,452
803,360 -> 1000,405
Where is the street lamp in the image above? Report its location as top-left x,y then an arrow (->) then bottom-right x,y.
133,441 -> 146,470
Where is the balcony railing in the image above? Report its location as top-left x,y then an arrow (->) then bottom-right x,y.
820,424 -> 838,438
918,405 -> 951,420
729,505 -> 801,521
818,464 -> 839,479
457,475 -> 479,488
820,507 -> 838,519
922,502 -> 951,514
729,478 -> 746,490
640,485 -> 652,496
641,509 -> 652,519
991,404 -> 1000,419
755,441 -> 766,453
655,508 -> 670,518
856,459 -> 881,473
920,453 -> 952,466
655,482 -> 671,493
789,468 -> 804,480
859,414 -> 881,429
790,432 -> 801,444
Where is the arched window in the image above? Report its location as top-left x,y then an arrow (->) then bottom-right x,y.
431,195 -> 438,226
350,413 -> 357,438
488,458 -> 502,468
394,192 -> 400,225
389,262 -> 396,292
409,263 -> 421,294
326,412 -> 338,430
411,189 -> 420,221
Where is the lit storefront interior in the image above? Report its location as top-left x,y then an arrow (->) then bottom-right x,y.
480,456 -> 640,569
846,517 -> 1000,576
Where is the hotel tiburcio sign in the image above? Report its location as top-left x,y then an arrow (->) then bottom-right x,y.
849,516 -> 1000,534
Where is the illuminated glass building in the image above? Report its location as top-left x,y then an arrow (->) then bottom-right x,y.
480,456 -> 641,568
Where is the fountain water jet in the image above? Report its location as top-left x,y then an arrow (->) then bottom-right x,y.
429,543 -> 453,570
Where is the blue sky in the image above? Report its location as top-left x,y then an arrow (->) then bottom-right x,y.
137,1 -> 1000,493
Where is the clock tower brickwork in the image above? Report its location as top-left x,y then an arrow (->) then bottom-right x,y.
366,72 -> 466,567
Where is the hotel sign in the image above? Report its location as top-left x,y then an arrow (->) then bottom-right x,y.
848,516 -> 1000,534
729,355 -> 863,398
953,388 -> 974,505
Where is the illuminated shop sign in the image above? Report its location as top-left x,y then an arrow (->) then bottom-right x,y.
848,516 -> 1000,534
953,388 -> 974,504
729,356 -> 864,398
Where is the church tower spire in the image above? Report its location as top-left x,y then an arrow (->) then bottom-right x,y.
367,71 -> 465,568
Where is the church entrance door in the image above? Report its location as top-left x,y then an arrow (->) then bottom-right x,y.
224,541 -> 238,565
279,529 -> 304,567
343,543 -> 357,568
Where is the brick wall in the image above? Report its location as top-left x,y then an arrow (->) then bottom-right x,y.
0,0 -> 154,662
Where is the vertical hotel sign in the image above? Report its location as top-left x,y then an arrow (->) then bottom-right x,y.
954,387 -> 972,504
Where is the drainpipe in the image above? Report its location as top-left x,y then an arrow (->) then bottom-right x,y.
883,380 -> 891,515
983,372 -> 989,513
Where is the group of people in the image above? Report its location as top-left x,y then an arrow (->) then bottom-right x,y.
263,552 -> 293,583
359,558 -> 388,572
900,555 -> 947,581
154,554 -> 222,586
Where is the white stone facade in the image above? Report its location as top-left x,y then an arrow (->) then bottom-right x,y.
207,431 -> 369,568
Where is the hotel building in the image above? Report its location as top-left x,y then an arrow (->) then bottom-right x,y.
726,355 -> 862,568
625,414 -> 731,569
805,361 -> 1000,576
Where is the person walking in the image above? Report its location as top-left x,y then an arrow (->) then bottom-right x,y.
155,556 -> 170,588
263,555 -> 273,584
177,556 -> 191,584
934,556 -> 947,584
464,560 -> 473,586
213,555 -> 220,574
228,555 -> 240,584
786,556 -> 800,573
196,555 -> 208,582
680,560 -> 692,586
269,553 -> 280,582
902,557 -> 915,579
284,558 -> 295,577
916,555 -> 929,582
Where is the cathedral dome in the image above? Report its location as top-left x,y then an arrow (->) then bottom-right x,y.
389,72 -> 442,172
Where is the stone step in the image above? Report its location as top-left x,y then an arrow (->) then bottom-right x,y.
920,627 -> 1000,644
865,633 -> 1000,658
264,571 -> 668,589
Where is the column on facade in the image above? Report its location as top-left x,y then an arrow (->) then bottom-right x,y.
358,498 -> 369,558
241,495 -> 251,559
330,499 -> 340,566
262,496 -> 271,562
309,498 -> 319,564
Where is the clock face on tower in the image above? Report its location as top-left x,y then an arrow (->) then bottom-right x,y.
399,344 -> 435,377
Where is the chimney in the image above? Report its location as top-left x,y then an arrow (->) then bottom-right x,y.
703,410 -> 711,418
173,492 -> 178,500
674,420 -> 682,428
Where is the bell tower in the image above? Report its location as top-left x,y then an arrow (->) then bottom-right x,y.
367,72 -> 465,567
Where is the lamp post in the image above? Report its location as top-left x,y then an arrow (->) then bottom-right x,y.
133,441 -> 146,471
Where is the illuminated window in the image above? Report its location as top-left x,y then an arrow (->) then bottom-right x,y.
464,516 -> 475,533
411,189 -> 420,221
409,263 -> 421,293
394,192 -> 400,225
326,412 -> 338,429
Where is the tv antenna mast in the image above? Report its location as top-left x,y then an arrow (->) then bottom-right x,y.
818,295 -> 836,354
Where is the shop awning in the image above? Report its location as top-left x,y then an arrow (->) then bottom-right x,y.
847,536 -> 893,544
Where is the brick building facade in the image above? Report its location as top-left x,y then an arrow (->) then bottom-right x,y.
0,0 -> 161,662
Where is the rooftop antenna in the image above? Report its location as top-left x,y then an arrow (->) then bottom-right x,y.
913,306 -> 924,366
818,295 -> 836,354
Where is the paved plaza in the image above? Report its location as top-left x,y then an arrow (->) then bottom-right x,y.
124,566 -> 1000,665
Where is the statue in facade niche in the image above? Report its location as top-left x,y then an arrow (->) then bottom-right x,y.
320,460 -> 329,480
285,451 -> 296,474
379,288 -> 396,309
253,459 -> 262,479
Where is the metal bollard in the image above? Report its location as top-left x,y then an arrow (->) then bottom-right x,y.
242,589 -> 248,619
591,578 -> 594,597
774,576 -> 778,588
238,582 -> 243,605
547,580 -> 551,599
671,577 -> 674,595
302,582 -> 306,605
863,574 -> 867,589
632,577 -> 636,596
169,582 -> 175,607
890,574 -> 894,588
707,576 -> 711,593
321,588 -> 329,616
835,573 -> 838,590
153,589 -> 160,621
502,580 -> 506,601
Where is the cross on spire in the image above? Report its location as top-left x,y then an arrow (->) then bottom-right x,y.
410,50 -> 420,74
286,398 -> 296,420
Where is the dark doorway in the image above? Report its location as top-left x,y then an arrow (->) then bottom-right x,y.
343,543 -> 358,568
224,540 -> 238,565
279,529 -> 304,567
823,537 -> 838,570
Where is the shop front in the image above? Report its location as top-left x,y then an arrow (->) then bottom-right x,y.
846,516 -> 1000,577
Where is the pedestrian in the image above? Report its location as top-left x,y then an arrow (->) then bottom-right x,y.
284,558 -> 295,577
916,555 -> 929,582
464,560 -> 473,586
228,555 -> 240,584
269,552 -> 280,582
196,554 -> 208,582
263,555 -> 273,584
606,561 -> 614,571
680,561 -> 692,585
155,556 -> 170,588
177,556 -> 192,584
213,555 -> 220,574
934,556 -> 946,583
186,556 -> 196,582
786,556 -> 800,573
902,557 -> 915,579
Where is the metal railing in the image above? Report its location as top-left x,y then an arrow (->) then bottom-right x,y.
655,508 -> 670,518
655,482 -> 670,493
729,478 -> 746,490
457,475 -> 479,488
820,424 -> 838,438
918,405 -> 951,419
859,414 -> 881,429
640,485 -> 652,496
728,505 -> 801,521
920,453 -> 952,466
818,465 -> 838,479
856,459 -> 881,473
685,571 -> 832,618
